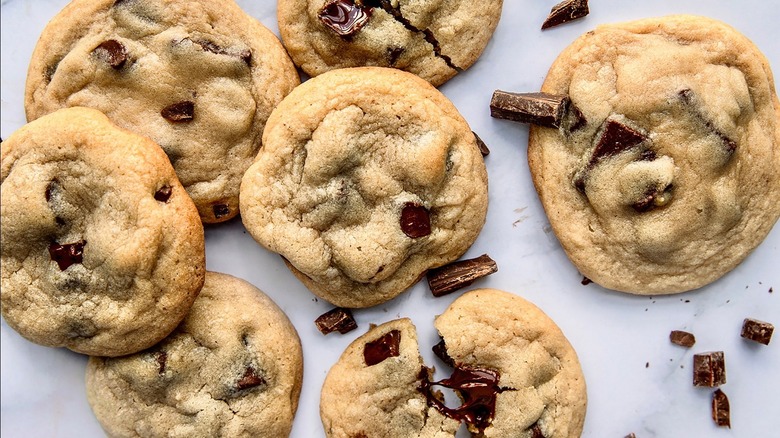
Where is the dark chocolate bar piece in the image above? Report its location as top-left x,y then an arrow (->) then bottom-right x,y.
427,254 -> 497,297
364,329 -> 401,366
541,0 -> 590,30
669,330 -> 696,348
315,307 -> 358,335
692,351 -> 726,387
712,389 -> 731,428
490,91 -> 571,129
740,318 -> 774,345
589,119 -> 647,164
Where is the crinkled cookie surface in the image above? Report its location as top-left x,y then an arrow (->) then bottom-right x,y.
320,289 -> 587,437
86,272 -> 303,438
528,15 -> 780,294
25,0 -> 300,223
240,67 -> 488,308
278,0 -> 503,86
0,107 -> 205,357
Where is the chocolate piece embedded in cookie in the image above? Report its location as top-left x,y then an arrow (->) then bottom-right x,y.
741,318 -> 774,345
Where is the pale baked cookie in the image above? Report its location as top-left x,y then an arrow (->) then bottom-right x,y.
277,0 -> 503,86
240,67 -> 488,308
25,0 -> 300,223
1,107 -> 205,357
86,272 -> 303,437
527,15 -> 780,294
320,289 -> 587,437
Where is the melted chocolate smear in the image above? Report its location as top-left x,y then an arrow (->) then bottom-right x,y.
161,101 -> 194,122
236,366 -> 265,390
589,119 -> 647,164
48,240 -> 86,271
363,329 -> 401,366
212,203 -> 230,219
93,40 -> 128,69
432,338 -> 455,368
154,185 -> 172,202
318,0 -> 373,37
418,366 -> 502,432
400,203 -> 431,238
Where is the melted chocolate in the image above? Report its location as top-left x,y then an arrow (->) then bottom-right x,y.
318,0 -> 372,37
236,366 -> 265,390
48,240 -> 86,270
418,366 -> 502,432
432,338 -> 455,367
363,329 -> 401,366
400,203 -> 431,238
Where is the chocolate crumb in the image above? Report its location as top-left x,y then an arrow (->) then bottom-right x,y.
432,338 -> 455,368
490,91 -> 572,129
541,0 -> 589,30
740,318 -> 774,345
712,389 -> 731,428
693,351 -> 726,387
426,254 -> 497,297
669,330 -> 696,348
161,101 -> 194,122
315,307 -> 358,335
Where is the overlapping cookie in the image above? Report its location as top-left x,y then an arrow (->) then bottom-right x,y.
278,0 -> 504,86
527,15 -> 780,294
240,67 -> 488,308
0,107 -> 205,357
86,272 -> 303,437
25,0 -> 300,223
320,289 -> 587,437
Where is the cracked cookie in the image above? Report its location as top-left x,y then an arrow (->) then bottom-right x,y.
239,67 -> 488,308
277,0 -> 504,86
527,15 -> 780,294
0,107 -> 205,357
86,272 -> 303,437
320,289 -> 587,437
25,0 -> 300,223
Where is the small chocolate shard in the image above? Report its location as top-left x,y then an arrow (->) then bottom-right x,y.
154,185 -> 172,202
490,91 -> 572,129
678,88 -> 737,156
318,0 -> 372,37
427,254 -> 497,297
542,0 -> 590,30
589,119 -> 647,164
531,423 -> 546,438
364,329 -> 401,366
669,330 -> 696,348
236,366 -> 265,390
400,203 -> 431,238
740,318 -> 774,345
712,389 -> 731,428
93,39 -> 128,69
472,132 -> 490,156
154,351 -> 167,374
315,307 -> 358,335
693,351 -> 726,387
195,39 -> 252,66
212,203 -> 230,219
432,338 -> 455,368
161,101 -> 194,122
48,240 -> 86,271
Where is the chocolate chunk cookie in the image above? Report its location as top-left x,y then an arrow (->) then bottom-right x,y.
240,67 -> 488,308
277,0 -> 504,86
25,0 -> 300,223
1,107 -> 205,357
320,289 -> 587,437
527,15 -> 780,294
86,272 -> 303,437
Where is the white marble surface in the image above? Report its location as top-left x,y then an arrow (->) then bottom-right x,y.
1,1 -> 779,437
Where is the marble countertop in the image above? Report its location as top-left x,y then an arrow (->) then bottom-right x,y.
2,1 -> 779,437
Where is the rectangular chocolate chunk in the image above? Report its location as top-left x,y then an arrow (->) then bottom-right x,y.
712,389 -> 731,428
740,318 -> 774,345
692,351 -> 726,387
542,0 -> 589,30
315,307 -> 358,335
490,91 -> 571,129
669,330 -> 696,348
427,254 -> 498,297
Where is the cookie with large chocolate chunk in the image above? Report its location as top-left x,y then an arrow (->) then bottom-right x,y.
320,289 -> 587,437
527,15 -> 780,294
1,107 -> 205,356
277,0 -> 504,86
25,0 -> 299,223
86,272 -> 303,437
240,67 -> 488,308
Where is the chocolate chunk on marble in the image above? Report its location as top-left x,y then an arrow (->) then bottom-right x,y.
669,330 -> 696,348
542,0 -> 590,30
426,254 -> 497,297
741,318 -> 774,345
315,307 -> 358,335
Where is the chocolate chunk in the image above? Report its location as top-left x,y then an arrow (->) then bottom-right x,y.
48,240 -> 86,271
678,88 -> 737,155
581,276 -> 592,285
161,101 -> 194,122
212,203 -> 230,219
692,351 -> 726,387
712,389 -> 731,428
490,91 -> 572,129
432,338 -> 455,368
632,185 -> 672,212
154,351 -> 167,374
426,254 -> 497,297
363,329 -> 401,366
418,366 -> 502,432
45,179 -> 59,202
669,330 -> 696,348
589,119 -> 647,164
315,307 -> 358,335
400,203 -> 431,238
472,132 -> 490,156
93,39 -> 128,69
531,423 -> 546,438
740,318 -> 774,345
386,46 -> 405,66
318,0 -> 372,37
236,366 -> 265,390
194,39 -> 252,66
154,185 -> 172,202
541,0 -> 590,30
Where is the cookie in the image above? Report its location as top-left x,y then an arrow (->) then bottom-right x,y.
527,15 -> 780,294
320,289 -> 587,437
239,67 -> 489,308
277,0 -> 503,86
25,0 -> 300,223
0,107 -> 205,357
86,272 -> 303,437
